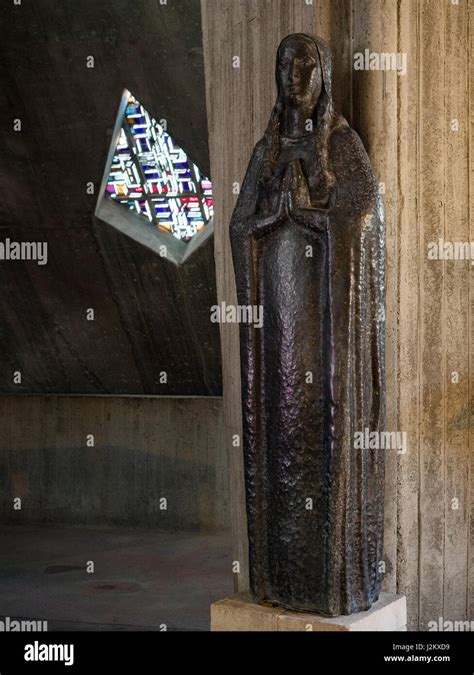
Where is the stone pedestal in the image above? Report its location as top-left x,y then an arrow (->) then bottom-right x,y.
211,592 -> 407,631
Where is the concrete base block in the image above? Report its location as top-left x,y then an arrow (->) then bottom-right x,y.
211,592 -> 407,632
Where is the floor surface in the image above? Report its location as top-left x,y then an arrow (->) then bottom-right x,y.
0,525 -> 233,631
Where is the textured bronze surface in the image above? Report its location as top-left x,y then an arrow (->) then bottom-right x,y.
230,34 -> 386,616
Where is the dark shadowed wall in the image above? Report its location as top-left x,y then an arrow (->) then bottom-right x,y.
0,0 -> 221,395
0,396 -> 229,531
0,2 -> 228,536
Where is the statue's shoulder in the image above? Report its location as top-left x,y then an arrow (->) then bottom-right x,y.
329,114 -> 378,187
243,135 -> 271,168
329,115 -> 370,164
328,114 -> 381,214
255,133 -> 273,151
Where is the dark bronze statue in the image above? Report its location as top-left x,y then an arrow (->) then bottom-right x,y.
230,34 -> 385,616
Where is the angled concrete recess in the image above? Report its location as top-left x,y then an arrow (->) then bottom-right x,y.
95,89 -> 214,267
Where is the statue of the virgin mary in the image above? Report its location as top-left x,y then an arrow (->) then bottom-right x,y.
230,34 -> 386,616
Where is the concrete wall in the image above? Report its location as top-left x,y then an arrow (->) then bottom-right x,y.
0,0 -> 221,396
201,0 -> 472,630
0,396 -> 229,532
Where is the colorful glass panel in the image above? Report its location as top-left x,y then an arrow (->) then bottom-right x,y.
106,94 -> 213,242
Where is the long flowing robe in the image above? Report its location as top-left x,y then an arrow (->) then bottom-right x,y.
230,36 -> 385,616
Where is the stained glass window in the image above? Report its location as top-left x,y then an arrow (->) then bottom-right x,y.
106,94 -> 213,242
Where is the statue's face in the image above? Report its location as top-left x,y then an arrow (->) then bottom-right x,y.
277,37 -> 322,110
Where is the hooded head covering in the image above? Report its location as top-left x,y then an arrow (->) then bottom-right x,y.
277,34 -> 333,103
265,33 -> 335,137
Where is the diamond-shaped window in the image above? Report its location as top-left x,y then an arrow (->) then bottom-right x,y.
96,90 -> 214,266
